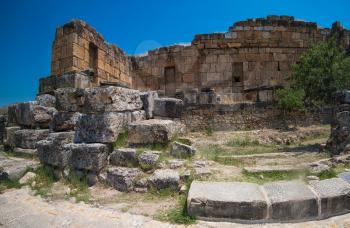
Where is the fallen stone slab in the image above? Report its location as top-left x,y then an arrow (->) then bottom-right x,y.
13,148 -> 37,156
187,181 -> 268,220
170,141 -> 196,158
128,119 -> 185,145
75,112 -> 129,143
3,126 -> 21,150
106,167 -> 140,192
109,148 -> 138,167
149,169 -> 180,191
310,178 -> 350,218
154,98 -> 183,118
83,86 -> 143,113
140,91 -> 158,119
36,132 -> 75,168
263,181 -> 318,221
55,88 -> 85,112
50,111 -> 82,132
0,153 -> 40,180
65,143 -> 109,172
14,129 -> 49,149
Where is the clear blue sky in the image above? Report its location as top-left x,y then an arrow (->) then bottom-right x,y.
0,0 -> 349,107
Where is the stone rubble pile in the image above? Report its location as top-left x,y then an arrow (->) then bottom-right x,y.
1,72 -> 190,190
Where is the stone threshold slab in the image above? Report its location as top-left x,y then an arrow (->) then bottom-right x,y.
188,175 -> 350,223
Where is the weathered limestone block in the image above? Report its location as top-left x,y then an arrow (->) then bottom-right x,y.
55,88 -> 85,112
14,129 -> 49,149
106,167 -> 140,192
130,110 -> 146,122
170,142 -> 196,158
50,111 -> 82,132
3,126 -> 21,150
83,86 -> 143,113
109,148 -> 138,167
8,102 -> 56,128
75,112 -> 129,143
310,178 -> 350,217
138,151 -> 160,170
39,71 -> 91,94
36,94 -> 56,107
187,181 -> 268,220
6,105 -> 17,126
0,153 -> 40,180
36,132 -> 75,168
154,98 -> 183,118
0,115 -> 6,144
149,169 -> 180,191
66,143 -> 109,172
140,91 -> 158,119
263,181 -> 318,220
128,119 -> 185,145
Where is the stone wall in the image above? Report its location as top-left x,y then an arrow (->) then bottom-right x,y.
181,103 -> 320,131
131,16 -> 350,102
51,20 -> 131,87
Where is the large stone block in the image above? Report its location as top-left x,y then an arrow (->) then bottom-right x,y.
106,167 -> 140,192
75,112 -> 129,143
8,102 -> 56,128
128,119 -> 185,145
55,88 -> 85,112
140,91 -> 158,119
66,143 -> 109,172
263,181 -> 318,220
109,148 -> 138,167
310,178 -> 350,218
149,169 -> 179,191
187,181 -> 268,220
170,142 -> 196,158
14,129 -> 49,149
36,132 -> 75,168
39,71 -> 91,94
154,98 -> 183,118
83,86 -> 143,113
36,94 -> 56,107
50,111 -> 82,132
3,126 -> 21,150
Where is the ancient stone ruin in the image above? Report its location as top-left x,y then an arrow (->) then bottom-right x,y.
1,15 -> 350,224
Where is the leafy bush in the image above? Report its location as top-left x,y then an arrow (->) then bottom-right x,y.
291,37 -> 350,104
276,88 -> 305,112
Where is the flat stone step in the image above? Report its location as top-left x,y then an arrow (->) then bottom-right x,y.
0,152 -> 40,180
187,177 -> 350,222
243,165 -> 307,173
187,181 -> 268,221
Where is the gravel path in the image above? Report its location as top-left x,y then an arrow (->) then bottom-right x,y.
1,187 -> 350,228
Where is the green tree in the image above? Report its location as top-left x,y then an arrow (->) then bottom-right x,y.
291,37 -> 350,104
276,88 -> 305,127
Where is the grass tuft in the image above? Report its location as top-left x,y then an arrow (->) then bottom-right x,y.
225,138 -> 260,147
65,170 -> 90,203
204,127 -> 214,136
32,165 -> 56,197
113,131 -> 129,148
